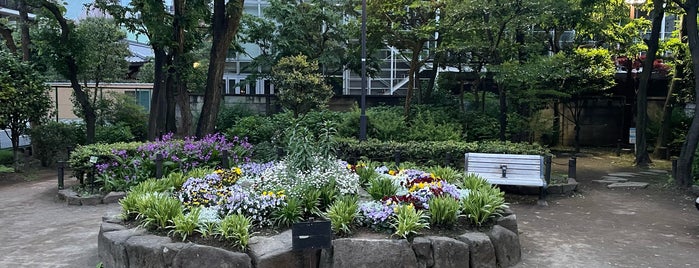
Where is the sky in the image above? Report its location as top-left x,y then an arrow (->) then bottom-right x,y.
64,0 -> 98,20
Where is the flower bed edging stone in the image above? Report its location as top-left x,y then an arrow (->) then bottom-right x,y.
57,188 -> 126,206
98,212 -> 523,268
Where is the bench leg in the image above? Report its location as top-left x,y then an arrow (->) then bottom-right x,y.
537,186 -> 548,207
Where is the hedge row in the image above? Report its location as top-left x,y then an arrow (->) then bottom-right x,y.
68,142 -> 142,178
335,138 -> 550,168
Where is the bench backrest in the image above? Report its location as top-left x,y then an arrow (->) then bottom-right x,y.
464,153 -> 545,187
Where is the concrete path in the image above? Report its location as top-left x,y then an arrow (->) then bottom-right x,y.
0,176 -> 119,268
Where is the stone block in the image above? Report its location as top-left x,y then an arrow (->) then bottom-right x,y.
486,225 -> 521,268
125,235 -> 172,268
332,238 -> 418,268
100,222 -> 126,234
427,236 -> 469,268
98,228 -> 145,268
457,232 -> 496,268
102,212 -> 124,224
172,244 -> 251,268
103,192 -> 127,204
495,215 -> 518,234
248,230 -> 309,268
162,243 -> 192,268
411,236 -> 433,268
607,182 -> 649,189
81,195 -> 103,205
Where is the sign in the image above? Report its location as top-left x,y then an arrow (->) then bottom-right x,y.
89,156 -> 99,164
291,220 -> 332,250
629,128 -> 636,144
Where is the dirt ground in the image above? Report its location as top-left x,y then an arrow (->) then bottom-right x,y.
0,150 -> 697,267
511,150 -> 699,268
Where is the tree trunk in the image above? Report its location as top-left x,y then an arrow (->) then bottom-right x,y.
676,0 -> 699,188
655,16 -> 686,158
0,25 -> 18,54
403,44 -> 422,119
634,0 -> 664,167
40,1 -> 96,144
196,0 -> 244,137
19,1 -> 31,61
147,47 -> 168,140
165,56 -> 177,135
173,0 -> 192,137
552,100 -> 560,146
11,130 -> 20,172
498,84 -> 507,141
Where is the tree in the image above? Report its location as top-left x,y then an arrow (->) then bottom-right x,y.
271,55 -> 333,118
367,0 -> 441,118
195,0 -> 245,137
673,0 -> 699,188
634,0 -> 666,167
0,50 -> 52,172
33,1 -> 99,144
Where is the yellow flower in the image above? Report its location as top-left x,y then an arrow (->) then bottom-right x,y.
234,167 -> 242,175
214,169 -> 223,174
389,170 -> 397,176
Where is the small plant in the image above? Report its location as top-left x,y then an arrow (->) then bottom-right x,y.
367,177 -> 398,200
319,180 -> 338,209
427,195 -> 461,226
136,192 -> 183,230
325,195 -> 359,236
217,213 -> 251,250
461,186 -> 507,226
130,178 -> 170,194
272,197 -> 304,227
427,166 -> 463,184
169,207 -> 201,241
391,204 -> 429,239
197,207 -> 221,237
161,172 -> 188,192
354,161 -> 378,185
300,188 -> 322,217
461,173 -> 491,190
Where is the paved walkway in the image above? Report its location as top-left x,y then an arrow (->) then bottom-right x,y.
0,176 -> 119,268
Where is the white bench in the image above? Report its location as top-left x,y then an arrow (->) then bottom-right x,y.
464,153 -> 548,202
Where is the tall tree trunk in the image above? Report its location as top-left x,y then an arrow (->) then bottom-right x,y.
0,25 -> 18,54
425,34 -> 442,101
635,0 -> 664,167
676,0 -> 699,188
40,1 -> 96,144
498,84 -> 507,141
19,0 -> 31,61
173,0 -> 192,137
552,100 -> 560,146
196,0 -> 244,137
655,15 -> 686,158
147,47 -> 168,140
165,56 -> 177,134
403,44 -> 422,118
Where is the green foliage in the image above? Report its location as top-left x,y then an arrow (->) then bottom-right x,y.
225,115 -> 277,144
461,185 -> 507,226
427,196 -> 461,226
336,138 -> 549,168
325,195 -> 359,236
31,122 -> 83,167
161,172 -> 188,192
299,188 -> 322,217
217,214 -> 252,250
461,174 -> 491,190
0,50 -> 53,171
169,207 -> 201,241
271,55 -> 333,118
0,164 -> 12,173
391,204 -> 429,239
354,162 -> 379,186
272,197 -> 304,227
367,177 -> 398,201
216,104 -> 256,132
0,150 -> 14,165
366,106 -> 408,141
406,109 -> 462,141
95,124 -> 135,144
134,192 -> 183,230
68,142 -> 142,178
101,93 -> 148,141
426,166 -> 463,184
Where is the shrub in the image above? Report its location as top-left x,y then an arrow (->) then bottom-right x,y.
367,177 -> 398,200
272,197 -> 304,227
217,213 -> 252,250
31,121 -> 82,167
216,104 -> 256,132
95,124 -> 135,144
101,93 -> 148,141
325,195 -> 359,236
170,207 -> 201,241
427,196 -> 461,226
461,185 -> 507,226
391,204 -> 429,239
0,149 -> 13,165
225,115 -> 277,144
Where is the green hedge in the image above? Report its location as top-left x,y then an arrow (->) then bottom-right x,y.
335,138 -> 550,168
68,142 -> 142,178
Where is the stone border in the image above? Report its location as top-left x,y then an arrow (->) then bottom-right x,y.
57,188 -> 125,206
98,210 -> 522,268
546,178 -> 579,195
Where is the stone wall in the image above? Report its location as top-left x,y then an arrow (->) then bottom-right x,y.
98,211 -> 522,268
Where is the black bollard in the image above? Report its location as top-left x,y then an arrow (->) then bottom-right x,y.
445,153 -> 452,167
221,150 -> 230,169
568,156 -> 577,179
616,139 -> 621,157
672,158 -> 678,179
155,153 -> 163,179
57,160 -> 65,190
277,147 -> 284,160
394,150 -> 401,168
